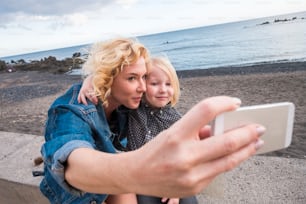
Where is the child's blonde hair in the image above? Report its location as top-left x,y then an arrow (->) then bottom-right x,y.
150,56 -> 180,106
82,38 -> 150,107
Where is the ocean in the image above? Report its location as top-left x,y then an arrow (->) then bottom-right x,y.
1,11 -> 306,71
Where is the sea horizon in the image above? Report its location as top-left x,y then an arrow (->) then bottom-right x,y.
1,10 -> 306,71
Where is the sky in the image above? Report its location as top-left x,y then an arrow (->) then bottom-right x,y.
1,0 -> 306,57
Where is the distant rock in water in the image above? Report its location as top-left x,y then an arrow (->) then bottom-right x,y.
72,52 -> 81,58
258,16 -> 303,26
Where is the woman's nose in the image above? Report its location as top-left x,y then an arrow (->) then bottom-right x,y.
137,79 -> 146,92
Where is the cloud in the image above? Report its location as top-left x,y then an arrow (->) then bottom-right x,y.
64,13 -> 89,26
0,0 -> 111,15
0,0 -> 112,27
48,13 -> 89,30
0,0 -> 143,29
115,0 -> 139,9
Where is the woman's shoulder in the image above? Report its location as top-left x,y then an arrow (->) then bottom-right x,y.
49,82 -> 97,112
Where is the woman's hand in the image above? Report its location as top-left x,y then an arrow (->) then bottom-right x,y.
77,75 -> 98,105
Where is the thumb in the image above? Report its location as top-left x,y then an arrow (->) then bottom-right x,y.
171,96 -> 241,140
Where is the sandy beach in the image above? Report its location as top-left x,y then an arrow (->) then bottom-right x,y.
0,61 -> 306,159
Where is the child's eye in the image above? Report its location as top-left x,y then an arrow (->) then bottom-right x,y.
166,82 -> 171,86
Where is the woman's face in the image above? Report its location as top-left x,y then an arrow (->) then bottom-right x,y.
108,57 -> 147,109
145,67 -> 174,108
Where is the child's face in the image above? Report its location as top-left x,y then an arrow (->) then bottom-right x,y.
145,66 -> 174,108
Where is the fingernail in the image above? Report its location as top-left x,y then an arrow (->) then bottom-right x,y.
256,126 -> 266,136
255,139 -> 264,150
232,97 -> 242,107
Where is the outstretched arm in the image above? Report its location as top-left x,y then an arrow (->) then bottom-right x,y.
65,96 -> 265,197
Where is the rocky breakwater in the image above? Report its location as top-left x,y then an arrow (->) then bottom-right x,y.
0,52 -> 85,74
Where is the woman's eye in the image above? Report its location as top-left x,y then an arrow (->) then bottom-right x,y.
128,77 -> 136,81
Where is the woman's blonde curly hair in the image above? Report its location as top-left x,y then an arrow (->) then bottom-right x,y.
82,38 -> 150,107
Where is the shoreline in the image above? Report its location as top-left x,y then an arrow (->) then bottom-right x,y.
2,55 -> 306,76
0,61 -> 306,159
177,61 -> 306,78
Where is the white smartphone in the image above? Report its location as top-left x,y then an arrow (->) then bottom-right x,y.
212,102 -> 295,154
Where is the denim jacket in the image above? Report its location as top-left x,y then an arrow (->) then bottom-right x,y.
40,83 -> 127,204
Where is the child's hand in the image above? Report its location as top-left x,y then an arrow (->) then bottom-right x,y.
161,197 -> 179,204
78,75 -> 98,105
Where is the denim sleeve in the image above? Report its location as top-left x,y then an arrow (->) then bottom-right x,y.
41,104 -> 99,195
51,140 -> 94,195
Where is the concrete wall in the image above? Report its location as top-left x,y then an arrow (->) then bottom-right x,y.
0,131 -> 48,203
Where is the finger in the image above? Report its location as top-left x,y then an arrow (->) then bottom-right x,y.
91,95 -> 98,105
198,125 -> 211,140
162,198 -> 178,204
171,96 -> 241,140
198,137 -> 263,183
186,138 -> 263,193
197,124 -> 265,163
77,92 -> 82,103
167,198 -> 179,204
80,93 -> 89,105
161,197 -> 168,202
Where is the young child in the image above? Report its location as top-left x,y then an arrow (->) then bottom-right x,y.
79,56 -> 198,204
125,57 -> 181,152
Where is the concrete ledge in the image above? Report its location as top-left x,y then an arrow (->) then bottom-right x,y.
200,156 -> 306,203
0,179 -> 48,203
0,131 -> 48,203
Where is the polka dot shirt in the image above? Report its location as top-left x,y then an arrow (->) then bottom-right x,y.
126,101 -> 182,150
